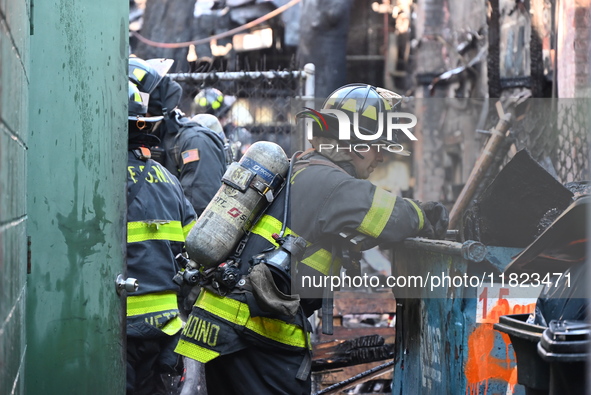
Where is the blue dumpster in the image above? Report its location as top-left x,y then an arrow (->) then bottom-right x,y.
391,238 -> 535,395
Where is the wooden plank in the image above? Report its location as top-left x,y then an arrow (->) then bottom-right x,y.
315,291 -> 397,345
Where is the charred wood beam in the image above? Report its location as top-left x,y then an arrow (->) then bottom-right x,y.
313,360 -> 395,395
312,335 -> 393,371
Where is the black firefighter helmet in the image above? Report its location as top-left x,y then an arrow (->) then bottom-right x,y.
128,81 -> 163,124
301,83 -> 404,146
128,57 -> 174,95
193,87 -> 232,118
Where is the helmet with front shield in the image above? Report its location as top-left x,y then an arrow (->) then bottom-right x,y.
128,81 -> 163,127
302,83 -> 404,146
129,57 -> 174,94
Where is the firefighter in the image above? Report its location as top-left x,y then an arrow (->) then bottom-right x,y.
175,84 -> 449,394
191,113 -> 233,165
129,58 -> 227,216
126,81 -> 197,395
193,87 -> 254,161
191,87 -> 228,118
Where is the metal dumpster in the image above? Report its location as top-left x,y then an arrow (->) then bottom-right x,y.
391,238 -> 536,395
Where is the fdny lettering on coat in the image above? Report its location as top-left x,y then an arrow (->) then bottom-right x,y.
182,315 -> 220,347
128,165 -> 176,184
144,311 -> 176,328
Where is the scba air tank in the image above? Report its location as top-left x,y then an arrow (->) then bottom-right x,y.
185,141 -> 289,270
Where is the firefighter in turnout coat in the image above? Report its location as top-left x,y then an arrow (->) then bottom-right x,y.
126,81 -> 197,394
129,57 -> 227,216
175,84 -> 449,394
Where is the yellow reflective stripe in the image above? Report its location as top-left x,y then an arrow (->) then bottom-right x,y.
251,215 -> 337,275
161,316 -> 183,335
356,188 -> 396,238
196,290 -> 309,349
132,68 -> 147,83
247,316 -> 312,348
127,292 -> 178,316
325,97 -> 336,107
196,291 -> 250,326
183,220 -> 196,239
175,339 -> 220,363
405,198 -> 425,231
301,249 -> 337,275
341,98 -> 357,112
127,221 -> 185,243
361,105 -> 377,120
250,215 -> 297,244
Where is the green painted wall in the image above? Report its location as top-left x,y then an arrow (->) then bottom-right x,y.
26,1 -> 128,394
0,1 -> 30,393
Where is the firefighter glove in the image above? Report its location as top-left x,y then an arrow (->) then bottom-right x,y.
418,201 -> 449,240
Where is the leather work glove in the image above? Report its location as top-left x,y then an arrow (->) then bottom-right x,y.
418,201 -> 449,240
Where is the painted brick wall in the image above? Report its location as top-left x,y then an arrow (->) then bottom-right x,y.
25,1 -> 129,393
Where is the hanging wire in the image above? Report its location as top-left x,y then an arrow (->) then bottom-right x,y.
130,0 -> 302,49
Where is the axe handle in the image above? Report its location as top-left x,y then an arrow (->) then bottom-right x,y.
448,112 -> 512,229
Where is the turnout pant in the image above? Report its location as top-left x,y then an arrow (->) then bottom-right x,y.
127,331 -> 182,395
204,346 -> 311,395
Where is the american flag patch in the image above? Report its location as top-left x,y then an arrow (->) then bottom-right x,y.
182,149 -> 200,164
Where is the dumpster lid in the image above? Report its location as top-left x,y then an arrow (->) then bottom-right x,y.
463,149 -> 574,248
503,196 -> 589,277
547,320 -> 590,340
538,320 -> 590,362
494,313 -> 546,342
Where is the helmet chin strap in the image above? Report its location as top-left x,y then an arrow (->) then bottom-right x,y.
351,145 -> 365,159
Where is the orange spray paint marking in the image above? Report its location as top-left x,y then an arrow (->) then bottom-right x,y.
465,298 -> 535,394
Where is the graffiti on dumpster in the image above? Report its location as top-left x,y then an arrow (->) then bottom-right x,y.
466,286 -> 536,394
465,323 -> 517,394
477,287 -> 536,324
421,323 -> 443,391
